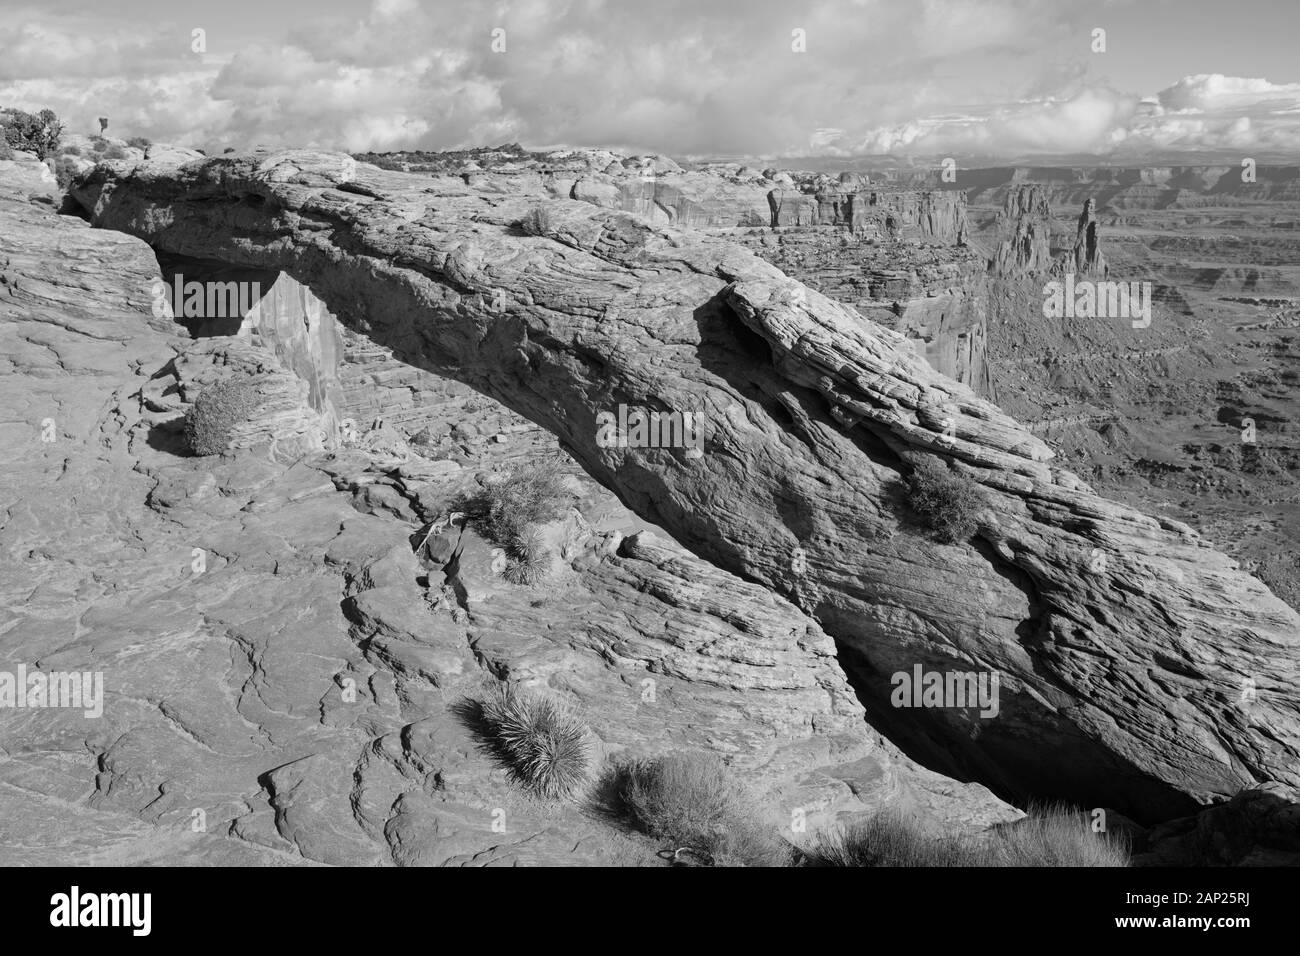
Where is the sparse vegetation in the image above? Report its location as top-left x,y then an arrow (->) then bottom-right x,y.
462,464 -> 569,546
103,145 -> 127,161
803,805 -> 1129,867
613,752 -> 793,866
475,682 -> 591,799
503,527 -> 552,586
520,204 -> 555,236
52,155 -> 82,190
126,136 -> 151,151
0,107 -> 64,159
803,807 -> 984,867
457,466 -> 568,586
183,378 -> 262,456
904,457 -> 988,543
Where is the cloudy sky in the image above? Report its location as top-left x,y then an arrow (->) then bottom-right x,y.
2,0 -> 1298,161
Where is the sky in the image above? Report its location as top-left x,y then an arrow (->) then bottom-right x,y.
1,0 -> 1298,162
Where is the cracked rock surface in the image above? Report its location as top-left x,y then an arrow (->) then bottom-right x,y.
67,149 -> 1300,823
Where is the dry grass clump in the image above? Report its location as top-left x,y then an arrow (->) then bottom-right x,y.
804,804 -> 1129,867
904,458 -> 988,543
502,527 -> 552,586
520,205 -> 555,236
476,682 -> 591,800
468,465 -> 569,545
613,752 -> 792,867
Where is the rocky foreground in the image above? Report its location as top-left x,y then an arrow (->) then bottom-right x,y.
1,144 -> 1297,864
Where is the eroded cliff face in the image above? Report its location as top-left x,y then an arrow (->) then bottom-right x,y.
69,149 -> 1300,822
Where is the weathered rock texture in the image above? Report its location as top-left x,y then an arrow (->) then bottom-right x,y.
991,184 -> 1054,277
1067,197 -> 1107,277
1,162 -> 1014,865
769,187 -> 967,240
70,150 -> 1300,823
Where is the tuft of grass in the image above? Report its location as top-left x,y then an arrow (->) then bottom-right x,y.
614,752 -> 792,867
183,378 -> 262,456
462,464 -> 569,546
904,458 -> 987,543
803,807 -> 985,867
985,805 -> 1131,866
476,682 -> 591,799
804,804 -> 1130,867
520,204 -> 554,236
503,527 -> 552,586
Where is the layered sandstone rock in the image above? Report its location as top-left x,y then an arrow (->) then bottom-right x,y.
1,163 -> 1014,865
70,149 -> 1300,822
991,184 -> 1054,277
1067,197 -> 1108,277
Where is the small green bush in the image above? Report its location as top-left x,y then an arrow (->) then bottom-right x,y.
803,805 -> 1130,867
103,145 -> 128,161
615,752 -> 792,867
477,682 -> 590,799
61,144 -> 81,157
0,141 -> 11,161
183,378 -> 261,456
126,136 -> 151,150
904,458 -> 987,543
520,205 -> 554,236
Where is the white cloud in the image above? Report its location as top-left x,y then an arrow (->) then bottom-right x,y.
0,3 -> 1297,160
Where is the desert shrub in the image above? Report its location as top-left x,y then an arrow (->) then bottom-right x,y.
0,141 -> 11,161
182,378 -> 261,456
520,204 -> 554,236
614,752 -> 792,867
126,136 -> 151,150
804,805 -> 1129,867
0,107 -> 63,159
463,464 -> 569,545
52,155 -> 82,191
904,458 -> 987,543
503,527 -> 552,586
90,136 -> 108,154
61,144 -> 81,157
476,682 -> 590,799
103,145 -> 127,161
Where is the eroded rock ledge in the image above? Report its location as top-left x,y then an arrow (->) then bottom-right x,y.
73,149 -> 1300,822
